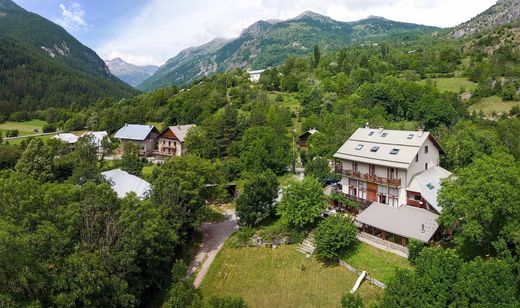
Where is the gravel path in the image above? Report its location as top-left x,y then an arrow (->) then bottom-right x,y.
188,209 -> 238,287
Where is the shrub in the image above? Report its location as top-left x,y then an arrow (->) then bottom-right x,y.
341,292 -> 364,308
42,123 -> 57,133
208,295 -> 248,308
230,226 -> 255,248
5,129 -> 19,138
314,215 -> 358,260
407,239 -> 425,265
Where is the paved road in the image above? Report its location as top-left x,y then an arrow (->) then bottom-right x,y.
187,209 -> 238,287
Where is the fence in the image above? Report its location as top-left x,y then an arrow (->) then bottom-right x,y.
338,259 -> 386,289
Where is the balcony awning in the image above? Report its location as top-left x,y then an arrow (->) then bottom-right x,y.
356,202 -> 439,243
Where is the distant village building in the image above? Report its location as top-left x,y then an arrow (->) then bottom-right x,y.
80,131 -> 109,153
154,124 -> 196,160
297,128 -> 318,150
114,124 -> 159,157
248,69 -> 265,83
333,126 -> 453,247
102,168 -> 151,199
52,133 -> 79,149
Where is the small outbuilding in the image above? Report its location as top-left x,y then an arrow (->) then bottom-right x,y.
297,128 -> 318,150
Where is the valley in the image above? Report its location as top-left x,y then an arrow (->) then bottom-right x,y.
0,0 -> 519,307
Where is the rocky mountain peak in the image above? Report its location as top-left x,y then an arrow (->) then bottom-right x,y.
452,0 -> 520,38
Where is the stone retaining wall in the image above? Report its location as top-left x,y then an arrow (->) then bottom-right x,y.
338,259 -> 386,289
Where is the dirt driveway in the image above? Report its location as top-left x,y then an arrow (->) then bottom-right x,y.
187,208 -> 238,287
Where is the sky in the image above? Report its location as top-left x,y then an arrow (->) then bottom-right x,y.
15,0 -> 497,66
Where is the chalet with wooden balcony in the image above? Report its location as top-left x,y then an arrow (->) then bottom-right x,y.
333,126 -> 453,247
154,124 -> 195,160
114,124 -> 159,157
297,128 -> 318,150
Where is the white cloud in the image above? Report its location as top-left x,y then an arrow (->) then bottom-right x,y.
55,1 -> 88,33
97,0 -> 496,66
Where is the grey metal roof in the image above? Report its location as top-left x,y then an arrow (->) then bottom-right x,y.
114,124 -> 156,141
356,202 -> 439,243
407,166 -> 453,213
101,168 -> 151,199
81,131 -> 108,147
169,124 -> 196,142
334,127 -> 431,169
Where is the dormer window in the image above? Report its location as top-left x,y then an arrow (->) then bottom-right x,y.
381,132 -> 388,137
355,144 -> 364,150
390,148 -> 399,155
407,134 -> 414,139
370,146 -> 380,152
368,131 -> 374,136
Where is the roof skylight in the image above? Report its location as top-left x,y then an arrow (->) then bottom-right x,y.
390,148 -> 400,155
355,144 -> 364,150
381,132 -> 388,137
426,183 -> 435,190
370,146 -> 380,152
368,131 -> 374,136
407,134 -> 414,139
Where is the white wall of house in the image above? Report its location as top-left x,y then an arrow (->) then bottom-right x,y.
406,138 -> 440,186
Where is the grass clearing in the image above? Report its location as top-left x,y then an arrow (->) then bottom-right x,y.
0,119 -> 48,136
419,77 -> 478,93
468,96 -> 520,116
200,243 -> 382,307
341,242 -> 412,284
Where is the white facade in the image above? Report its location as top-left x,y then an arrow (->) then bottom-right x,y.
334,127 -> 448,212
248,69 -> 265,82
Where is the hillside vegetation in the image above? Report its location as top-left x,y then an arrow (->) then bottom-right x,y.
0,0 -> 137,118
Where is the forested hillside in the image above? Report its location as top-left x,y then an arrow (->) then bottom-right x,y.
0,0 -> 137,118
139,12 -> 438,90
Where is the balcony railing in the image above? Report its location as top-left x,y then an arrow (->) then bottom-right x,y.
335,166 -> 401,187
331,189 -> 372,210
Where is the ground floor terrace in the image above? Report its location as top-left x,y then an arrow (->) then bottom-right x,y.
330,189 -> 440,247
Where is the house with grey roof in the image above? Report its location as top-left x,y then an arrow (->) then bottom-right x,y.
80,131 -> 109,154
101,168 -> 151,199
333,125 -> 453,246
154,124 -> 196,160
114,124 -> 159,157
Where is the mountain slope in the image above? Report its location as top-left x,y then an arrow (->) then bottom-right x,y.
452,0 -> 520,38
138,12 -> 438,91
0,0 -> 137,116
106,58 -> 158,87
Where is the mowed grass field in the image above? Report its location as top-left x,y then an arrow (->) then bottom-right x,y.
419,77 -> 478,93
0,119 -> 48,136
341,242 -> 412,284
468,96 -> 520,116
199,244 -> 382,307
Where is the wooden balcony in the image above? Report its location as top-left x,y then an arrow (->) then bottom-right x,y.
331,189 -> 372,210
335,165 -> 401,187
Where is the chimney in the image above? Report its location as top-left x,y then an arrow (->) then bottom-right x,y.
418,128 -> 424,137
365,122 -> 370,129
379,126 -> 384,133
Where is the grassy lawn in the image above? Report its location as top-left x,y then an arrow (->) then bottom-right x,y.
341,242 -> 412,284
200,243 -> 382,307
0,119 -> 48,136
468,96 -> 520,116
419,77 -> 477,93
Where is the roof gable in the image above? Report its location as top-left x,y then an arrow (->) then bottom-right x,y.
161,124 -> 196,142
